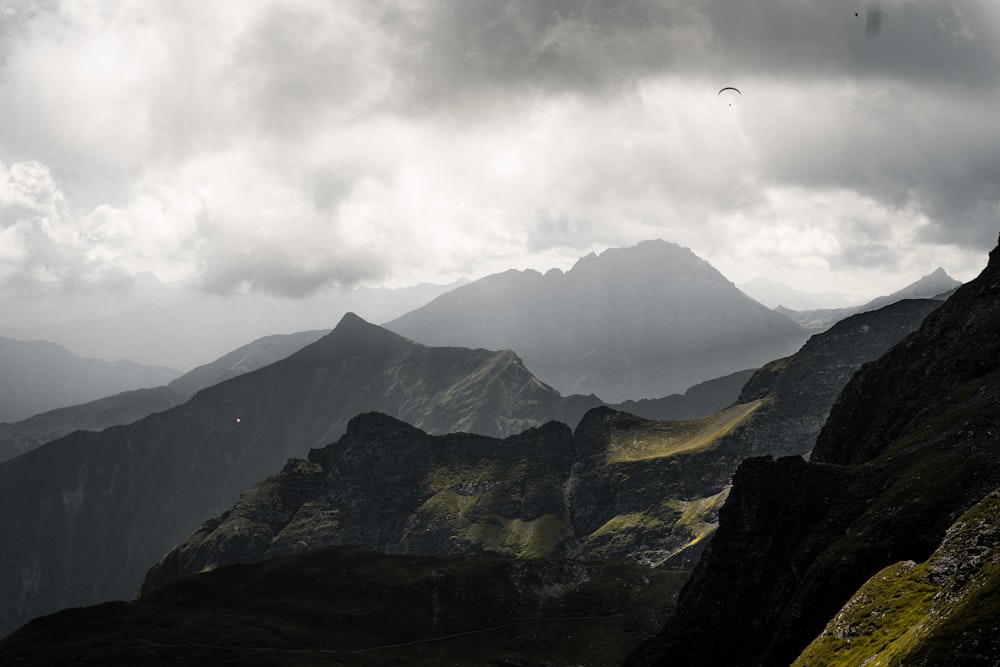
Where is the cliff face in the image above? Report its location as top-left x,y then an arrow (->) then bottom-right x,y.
731,298 -> 942,459
141,406 -> 755,595
627,244 -> 1000,666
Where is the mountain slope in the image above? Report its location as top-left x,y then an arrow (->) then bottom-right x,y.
794,487 -> 1000,665
140,296 -> 938,597
0,336 -> 180,422
0,313 -> 598,636
0,386 -> 185,464
779,267 -> 961,333
139,407 -> 753,595
386,240 -> 809,401
0,545 -> 688,667
0,329 -> 330,464
626,244 -> 1000,666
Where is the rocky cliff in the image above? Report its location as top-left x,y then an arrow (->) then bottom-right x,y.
141,406 -> 755,595
626,243 -> 1000,666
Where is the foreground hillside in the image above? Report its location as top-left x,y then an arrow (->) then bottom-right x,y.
387,240 -> 809,401
0,546 -> 688,667
626,243 -> 1000,665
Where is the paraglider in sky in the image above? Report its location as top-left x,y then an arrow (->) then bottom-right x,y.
718,86 -> 741,106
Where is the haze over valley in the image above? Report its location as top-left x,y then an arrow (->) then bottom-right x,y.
1,1 -> 999,664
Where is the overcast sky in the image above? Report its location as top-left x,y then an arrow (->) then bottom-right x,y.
1,0 -> 998,315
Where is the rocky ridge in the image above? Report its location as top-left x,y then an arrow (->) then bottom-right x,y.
626,243 -> 1000,666
0,314 -> 596,636
141,297 -> 938,596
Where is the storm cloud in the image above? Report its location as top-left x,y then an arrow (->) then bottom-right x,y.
0,0 -> 997,301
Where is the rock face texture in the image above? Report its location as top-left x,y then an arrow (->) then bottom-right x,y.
0,314 -> 596,636
732,298 -> 943,459
387,239 -> 810,401
626,244 -> 1000,666
140,407 -> 751,595
795,488 -> 1000,665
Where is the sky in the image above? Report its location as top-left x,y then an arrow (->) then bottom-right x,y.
1,0 -> 999,322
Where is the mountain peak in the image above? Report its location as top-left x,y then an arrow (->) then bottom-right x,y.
325,312 -> 409,345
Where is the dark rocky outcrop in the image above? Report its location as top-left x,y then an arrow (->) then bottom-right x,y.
141,406 -> 755,595
731,298 -> 943,459
387,240 -> 810,401
626,244 -> 1000,666
795,487 -> 1000,665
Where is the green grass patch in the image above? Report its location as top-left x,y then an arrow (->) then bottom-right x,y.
607,400 -> 762,464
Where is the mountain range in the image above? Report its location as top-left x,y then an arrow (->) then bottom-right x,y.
626,243 -> 1000,665
0,336 -> 179,422
0,279 -> 463,371
0,284 -> 937,639
0,237 -> 985,664
0,312 -> 609,635
0,330 -> 329,464
777,266 -> 961,333
386,239 -> 811,402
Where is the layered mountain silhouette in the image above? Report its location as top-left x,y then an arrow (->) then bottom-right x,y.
0,336 -> 179,422
139,295 -> 939,597
0,279 -> 463,371
0,330 -> 329,464
777,266 -> 961,333
626,244 -> 1000,665
386,239 -> 810,401
0,313 -> 618,635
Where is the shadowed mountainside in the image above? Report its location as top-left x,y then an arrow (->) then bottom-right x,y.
0,546 -> 688,667
140,296 -> 938,598
386,239 -> 810,402
626,244 -> 1000,666
0,330 -> 329,464
0,313 -> 601,636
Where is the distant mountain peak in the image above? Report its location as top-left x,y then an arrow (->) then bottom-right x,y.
323,312 -> 410,348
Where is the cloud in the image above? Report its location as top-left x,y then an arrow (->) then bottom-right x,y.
0,0 -> 996,300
